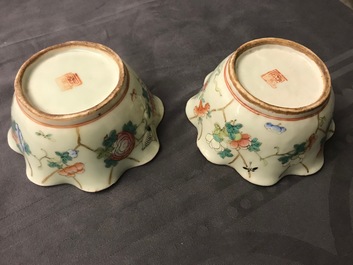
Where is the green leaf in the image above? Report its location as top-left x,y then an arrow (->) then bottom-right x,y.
24,143 -> 31,155
55,151 -> 72,164
96,147 -> 113,159
293,142 -> 306,155
213,134 -> 223,143
123,121 -> 138,135
11,121 -> 18,131
48,161 -> 61,169
104,158 -> 118,168
96,147 -> 105,157
142,87 -> 151,102
278,156 -> 290,165
248,138 -> 262,152
218,148 -> 234,159
142,89 -> 152,118
225,122 -> 243,140
103,130 -> 117,147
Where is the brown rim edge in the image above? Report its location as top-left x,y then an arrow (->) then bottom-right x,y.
14,41 -> 125,123
228,37 -> 331,115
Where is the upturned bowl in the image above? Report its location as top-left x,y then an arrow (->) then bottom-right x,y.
186,37 -> 335,186
7,41 -> 164,192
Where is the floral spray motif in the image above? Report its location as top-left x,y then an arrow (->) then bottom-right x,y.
11,121 -> 31,155
206,121 -> 262,157
95,119 -> 156,184
9,56 -> 163,191
43,149 -> 85,188
11,121 -> 36,176
194,100 -> 211,119
96,121 -> 138,168
206,121 -> 262,177
189,84 -> 332,179
10,126 -> 87,188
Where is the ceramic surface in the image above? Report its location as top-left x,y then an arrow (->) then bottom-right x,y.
186,38 -> 335,186
8,41 -> 164,192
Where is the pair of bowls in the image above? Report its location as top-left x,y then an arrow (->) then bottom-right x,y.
7,38 -> 335,191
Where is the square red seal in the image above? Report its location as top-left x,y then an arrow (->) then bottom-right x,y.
56,72 -> 82,90
261,69 -> 287,88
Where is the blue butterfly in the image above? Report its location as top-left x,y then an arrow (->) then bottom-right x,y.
264,122 -> 287,134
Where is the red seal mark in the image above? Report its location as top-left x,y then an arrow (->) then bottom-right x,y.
261,69 -> 287,88
56,72 -> 82,90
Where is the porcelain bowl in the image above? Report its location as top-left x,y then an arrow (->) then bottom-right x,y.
8,41 -> 164,192
186,38 -> 335,186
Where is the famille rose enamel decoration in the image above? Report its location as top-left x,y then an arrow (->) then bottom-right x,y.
8,41 -> 164,192
186,38 -> 335,186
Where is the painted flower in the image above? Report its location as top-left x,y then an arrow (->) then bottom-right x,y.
58,162 -> 85,177
110,131 -> 135,160
67,149 -> 79,158
11,127 -> 20,146
207,122 -> 262,159
194,100 -> 210,117
206,133 -> 227,151
228,133 -> 251,149
11,122 -> 30,155
97,122 -> 138,168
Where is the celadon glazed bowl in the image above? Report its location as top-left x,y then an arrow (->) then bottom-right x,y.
7,41 -> 164,192
186,38 -> 335,186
